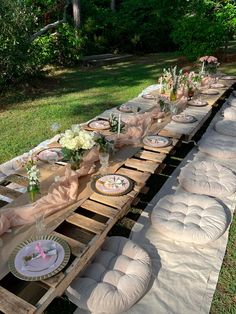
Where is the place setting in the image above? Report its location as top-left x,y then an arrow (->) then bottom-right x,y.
86,119 -> 110,130
8,234 -> 70,281
91,174 -> 134,196
172,113 -> 197,123
187,99 -> 208,107
200,88 -> 219,95
143,135 -> 172,148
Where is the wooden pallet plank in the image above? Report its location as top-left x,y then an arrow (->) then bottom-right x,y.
0,186 -> 22,200
116,167 -> 150,184
90,189 -> 137,210
5,174 -> 28,187
135,150 -> 166,162
0,286 -> 36,314
125,158 -> 159,173
51,231 -> 86,257
158,129 -> 183,139
41,272 -> 65,289
81,200 -> 118,219
66,213 -> 106,234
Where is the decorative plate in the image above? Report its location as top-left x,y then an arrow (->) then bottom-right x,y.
142,93 -> 156,100
37,148 -> 63,163
91,174 -> 134,196
88,120 -> 110,130
8,235 -> 70,281
200,89 -> 219,95
172,114 -> 197,123
143,135 -> 172,148
188,99 -> 208,107
210,83 -> 225,88
221,75 -> 236,80
118,104 -> 133,113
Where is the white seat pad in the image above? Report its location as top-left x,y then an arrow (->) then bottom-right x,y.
215,120 -> 236,137
198,130 -> 236,158
224,107 -> 236,120
66,236 -> 151,314
228,98 -> 236,106
179,160 -> 236,197
151,192 -> 228,244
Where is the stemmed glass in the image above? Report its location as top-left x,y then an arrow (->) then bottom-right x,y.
46,151 -> 59,171
34,212 -> 46,238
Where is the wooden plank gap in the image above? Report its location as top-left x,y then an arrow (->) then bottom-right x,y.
66,213 -> 106,234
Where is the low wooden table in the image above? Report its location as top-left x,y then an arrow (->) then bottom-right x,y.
0,80 -> 234,313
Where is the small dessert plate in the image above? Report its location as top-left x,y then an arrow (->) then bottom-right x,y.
172,114 -> 197,123
188,99 -> 208,107
92,174 -> 133,196
88,120 -> 110,130
200,89 -> 219,95
143,135 -> 172,148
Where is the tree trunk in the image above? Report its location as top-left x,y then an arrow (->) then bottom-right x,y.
72,0 -> 81,29
111,0 -> 116,12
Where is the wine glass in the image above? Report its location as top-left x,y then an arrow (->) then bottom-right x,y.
46,151 -> 59,171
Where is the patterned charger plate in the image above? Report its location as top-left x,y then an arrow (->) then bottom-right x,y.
88,120 -> 110,130
188,99 -> 208,107
221,75 -> 236,80
210,83 -> 225,88
172,114 -> 197,123
142,93 -> 157,100
118,104 -> 133,113
37,148 -> 63,163
91,174 -> 134,196
200,89 -> 219,95
143,135 -> 172,148
8,235 -> 70,281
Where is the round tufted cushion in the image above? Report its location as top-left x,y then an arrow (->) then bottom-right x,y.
66,236 -> 151,314
198,130 -> 236,158
224,107 -> 236,120
151,192 -> 228,244
215,120 -> 236,137
228,98 -> 236,106
179,160 -> 236,197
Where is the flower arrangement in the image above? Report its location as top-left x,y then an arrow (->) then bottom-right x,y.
24,157 -> 40,202
95,134 -> 113,153
199,56 -> 219,74
158,66 -> 183,100
109,114 -> 124,133
59,124 -> 95,170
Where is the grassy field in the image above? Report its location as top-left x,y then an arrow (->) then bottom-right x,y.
0,53 -> 236,313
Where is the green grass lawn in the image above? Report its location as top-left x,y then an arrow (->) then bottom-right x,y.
0,53 -> 236,313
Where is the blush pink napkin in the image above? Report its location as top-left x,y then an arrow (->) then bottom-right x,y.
0,148 -> 100,236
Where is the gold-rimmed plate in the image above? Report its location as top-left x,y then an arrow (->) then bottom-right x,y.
37,148 -> 63,163
8,235 -> 70,281
87,120 -> 110,130
118,104 -> 134,113
91,174 -> 134,196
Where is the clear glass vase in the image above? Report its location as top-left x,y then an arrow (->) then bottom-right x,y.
69,160 -> 81,171
27,184 -> 40,203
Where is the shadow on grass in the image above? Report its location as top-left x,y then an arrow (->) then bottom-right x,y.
0,53 -> 181,110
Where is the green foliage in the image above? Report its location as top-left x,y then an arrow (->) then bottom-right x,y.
171,0 -> 236,60
0,0 -> 42,86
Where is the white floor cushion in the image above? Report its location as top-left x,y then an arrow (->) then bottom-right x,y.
198,130 -> 236,158
151,192 -> 228,244
228,98 -> 236,106
179,160 -> 236,197
224,107 -> 236,120
66,236 -> 151,314
215,120 -> 236,137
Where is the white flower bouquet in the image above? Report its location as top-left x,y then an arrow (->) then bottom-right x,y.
59,124 -> 95,170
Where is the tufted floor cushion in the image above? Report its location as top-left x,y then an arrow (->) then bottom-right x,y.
179,160 -> 236,197
198,130 -> 236,158
66,236 -> 152,314
151,192 -> 227,244
215,120 -> 236,137
224,107 -> 236,120
228,98 -> 236,106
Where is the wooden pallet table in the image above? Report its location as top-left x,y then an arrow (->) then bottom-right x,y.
0,132 -> 182,314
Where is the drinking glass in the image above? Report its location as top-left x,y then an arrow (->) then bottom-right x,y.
34,212 -> 46,238
46,151 -> 59,171
99,151 -> 109,169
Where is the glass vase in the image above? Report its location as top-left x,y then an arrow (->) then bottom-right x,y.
27,184 -> 40,203
69,160 -> 81,171
170,89 -> 177,101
